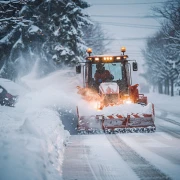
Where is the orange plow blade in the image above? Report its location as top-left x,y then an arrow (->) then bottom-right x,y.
77,103 -> 156,134
77,113 -> 155,134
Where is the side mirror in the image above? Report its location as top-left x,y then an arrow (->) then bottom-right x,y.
132,62 -> 138,71
76,64 -> 81,74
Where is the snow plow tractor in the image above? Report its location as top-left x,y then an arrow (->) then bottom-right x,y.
76,47 -> 155,134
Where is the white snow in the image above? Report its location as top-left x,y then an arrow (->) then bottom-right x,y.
116,93 -> 180,180
118,132 -> 180,180
28,25 -> 41,34
78,99 -> 153,117
0,68 -> 81,180
53,28 -> 60,36
147,93 -> 180,115
52,54 -> 58,60
83,135 -> 139,180
1,68 -> 180,180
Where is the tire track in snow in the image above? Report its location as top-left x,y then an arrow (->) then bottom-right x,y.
107,134 -> 171,180
157,108 -> 180,118
156,108 -> 180,127
155,115 -> 180,139
156,124 -> 180,139
62,135 -> 126,180
159,127 -> 180,139
62,136 -> 97,180
156,115 -> 180,127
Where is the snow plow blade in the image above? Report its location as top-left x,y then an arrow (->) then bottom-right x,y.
77,112 -> 155,134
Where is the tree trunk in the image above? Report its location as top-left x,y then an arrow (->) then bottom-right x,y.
164,80 -> 166,94
167,78 -> 170,95
164,78 -> 169,95
158,81 -> 163,94
170,79 -> 174,96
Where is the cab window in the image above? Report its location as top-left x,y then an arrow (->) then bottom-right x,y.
92,63 -> 123,81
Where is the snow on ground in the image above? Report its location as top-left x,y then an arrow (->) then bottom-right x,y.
1,66 -> 180,180
118,132 -> 180,180
147,93 -> 180,124
0,68 -> 82,180
76,92 -> 180,180
117,93 -> 180,180
82,135 -> 139,180
147,93 -> 180,115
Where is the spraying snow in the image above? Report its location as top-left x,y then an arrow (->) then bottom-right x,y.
0,67 -> 82,180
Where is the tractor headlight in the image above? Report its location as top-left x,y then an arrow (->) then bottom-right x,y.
125,100 -> 132,104
93,101 -> 102,110
123,98 -> 132,104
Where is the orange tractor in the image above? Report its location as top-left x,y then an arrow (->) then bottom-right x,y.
76,47 -> 155,133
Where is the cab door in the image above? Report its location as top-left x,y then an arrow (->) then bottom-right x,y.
84,62 -> 93,88
125,63 -> 132,86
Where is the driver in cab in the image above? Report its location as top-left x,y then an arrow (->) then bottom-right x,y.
94,63 -> 113,83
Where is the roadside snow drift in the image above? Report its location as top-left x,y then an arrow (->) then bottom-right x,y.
0,69 -> 81,180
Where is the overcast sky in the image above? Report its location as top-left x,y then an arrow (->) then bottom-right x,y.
85,0 -> 166,60
84,0 -> 167,83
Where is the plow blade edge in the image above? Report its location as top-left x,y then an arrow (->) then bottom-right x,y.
77,113 -> 155,134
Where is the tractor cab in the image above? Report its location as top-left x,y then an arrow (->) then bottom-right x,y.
76,47 -> 138,95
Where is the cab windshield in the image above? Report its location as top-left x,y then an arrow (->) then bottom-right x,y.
92,63 -> 123,81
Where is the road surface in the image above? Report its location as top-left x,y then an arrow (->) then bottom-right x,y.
62,109 -> 180,180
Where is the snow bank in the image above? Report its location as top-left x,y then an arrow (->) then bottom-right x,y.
78,100 -> 153,117
147,93 -> 180,114
0,106 -> 68,180
0,68 -> 81,180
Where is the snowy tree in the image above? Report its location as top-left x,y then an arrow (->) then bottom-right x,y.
42,0 -> 92,66
153,0 -> 180,74
0,0 -> 31,79
142,0 -> 180,96
142,30 -> 178,95
0,0 -> 91,79
0,0 -> 50,79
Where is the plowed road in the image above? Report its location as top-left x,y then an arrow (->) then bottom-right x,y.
62,112 -> 180,180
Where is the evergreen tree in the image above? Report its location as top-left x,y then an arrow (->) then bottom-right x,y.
0,0 -> 91,79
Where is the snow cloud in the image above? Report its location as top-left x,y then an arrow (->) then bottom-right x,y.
0,63 -> 82,180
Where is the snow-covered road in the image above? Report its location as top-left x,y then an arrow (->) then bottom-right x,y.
62,107 -> 180,180
62,125 -> 180,180
1,71 -> 180,180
